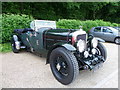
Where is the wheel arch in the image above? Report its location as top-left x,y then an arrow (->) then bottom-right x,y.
114,36 -> 120,44
114,36 -> 120,40
46,43 -> 76,64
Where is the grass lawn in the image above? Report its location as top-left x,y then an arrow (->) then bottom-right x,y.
0,43 -> 12,53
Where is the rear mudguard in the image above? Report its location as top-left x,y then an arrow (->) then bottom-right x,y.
46,43 -> 76,64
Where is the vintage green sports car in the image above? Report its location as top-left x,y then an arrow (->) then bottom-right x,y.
11,20 -> 107,85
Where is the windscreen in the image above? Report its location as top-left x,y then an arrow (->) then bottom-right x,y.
30,20 -> 56,30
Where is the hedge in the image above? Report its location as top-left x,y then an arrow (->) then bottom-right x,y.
1,14 -> 33,43
0,14 -> 2,44
0,43 -> 12,52
1,14 -> 119,43
57,19 -> 119,32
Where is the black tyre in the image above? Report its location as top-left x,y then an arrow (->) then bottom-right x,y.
49,47 -> 79,85
114,37 -> 120,45
96,42 -> 107,60
11,37 -> 19,53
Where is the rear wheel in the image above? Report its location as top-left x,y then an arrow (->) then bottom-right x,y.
49,47 -> 79,85
114,38 -> 120,45
11,37 -> 19,53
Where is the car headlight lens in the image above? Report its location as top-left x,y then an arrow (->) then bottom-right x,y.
84,51 -> 89,58
77,39 -> 86,52
91,38 -> 98,48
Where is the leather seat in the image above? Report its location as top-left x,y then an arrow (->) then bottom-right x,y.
14,28 -> 33,34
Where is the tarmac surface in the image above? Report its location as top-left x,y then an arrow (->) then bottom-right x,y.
1,42 -> 118,88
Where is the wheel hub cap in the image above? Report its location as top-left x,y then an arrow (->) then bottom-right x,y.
115,39 -> 120,44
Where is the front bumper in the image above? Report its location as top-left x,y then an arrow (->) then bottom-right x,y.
82,55 -> 105,70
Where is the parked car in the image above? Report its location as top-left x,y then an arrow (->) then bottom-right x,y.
12,20 -> 107,85
89,26 -> 120,44
113,27 -> 120,31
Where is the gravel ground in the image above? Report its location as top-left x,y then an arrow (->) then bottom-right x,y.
1,42 -> 118,88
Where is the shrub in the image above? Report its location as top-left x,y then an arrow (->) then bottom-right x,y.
0,43 -> 12,52
0,14 -> 2,43
56,19 -> 83,29
1,16 -> 119,43
1,14 -> 33,43
57,19 -> 119,33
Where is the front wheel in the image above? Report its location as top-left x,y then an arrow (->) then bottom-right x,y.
49,47 -> 79,85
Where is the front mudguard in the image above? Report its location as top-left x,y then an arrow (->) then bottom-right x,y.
46,43 -> 76,64
88,34 -> 105,43
61,44 -> 76,51
96,37 -> 105,42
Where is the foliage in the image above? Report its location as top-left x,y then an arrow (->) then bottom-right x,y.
2,2 -> 120,23
1,2 -> 120,53
57,19 -> 119,32
1,14 -> 33,43
1,16 -> 119,52
0,43 -> 12,52
2,13 -> 119,43
0,14 -> 2,43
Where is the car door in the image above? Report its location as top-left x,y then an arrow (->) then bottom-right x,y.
101,27 -> 114,41
93,27 -> 103,39
28,31 -> 40,52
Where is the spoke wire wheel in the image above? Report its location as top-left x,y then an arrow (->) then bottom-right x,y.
55,56 -> 69,76
115,38 -> 120,44
95,42 -> 107,60
11,37 -> 19,53
49,47 -> 79,85
95,48 -> 101,55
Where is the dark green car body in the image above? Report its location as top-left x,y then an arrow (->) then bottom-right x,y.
13,27 -> 106,67
15,28 -> 79,63
17,28 -> 77,54
12,21 -> 107,85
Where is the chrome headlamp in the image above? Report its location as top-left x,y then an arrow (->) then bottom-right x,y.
77,39 -> 86,52
91,38 -> 98,48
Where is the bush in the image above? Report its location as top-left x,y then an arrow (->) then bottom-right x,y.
0,14 -> 2,43
1,14 -> 33,43
56,19 -> 83,29
0,43 -> 12,52
1,16 -> 119,43
57,19 -> 119,33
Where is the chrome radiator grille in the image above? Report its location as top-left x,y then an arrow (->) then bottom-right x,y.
77,34 -> 86,41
